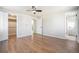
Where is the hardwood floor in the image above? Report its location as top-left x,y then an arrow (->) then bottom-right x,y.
0,34 -> 79,53
0,40 -> 8,53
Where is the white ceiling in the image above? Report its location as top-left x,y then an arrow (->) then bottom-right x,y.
0,6 -> 78,16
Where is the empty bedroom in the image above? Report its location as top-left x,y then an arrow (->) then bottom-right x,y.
0,6 -> 79,53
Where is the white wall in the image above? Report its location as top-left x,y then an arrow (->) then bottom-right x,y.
0,12 -> 8,41
43,12 -> 66,39
17,14 -> 32,38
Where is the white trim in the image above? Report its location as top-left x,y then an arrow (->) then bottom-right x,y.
43,34 -> 67,40
0,39 -> 8,41
43,34 -> 77,41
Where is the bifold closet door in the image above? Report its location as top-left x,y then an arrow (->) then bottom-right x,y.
17,14 -> 32,39
8,14 -> 33,52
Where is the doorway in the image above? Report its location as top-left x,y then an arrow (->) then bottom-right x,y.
33,17 -> 43,34
32,16 -> 43,40
8,14 -> 16,52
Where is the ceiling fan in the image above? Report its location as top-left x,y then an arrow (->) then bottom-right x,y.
26,6 -> 42,14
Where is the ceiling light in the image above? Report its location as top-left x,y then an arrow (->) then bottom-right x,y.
33,10 -> 36,14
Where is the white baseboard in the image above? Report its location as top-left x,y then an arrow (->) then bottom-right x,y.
65,36 -> 76,41
43,34 -> 67,40
17,35 -> 32,39
43,34 -> 79,42
0,39 -> 8,41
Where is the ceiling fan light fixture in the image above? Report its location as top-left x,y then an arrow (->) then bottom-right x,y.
32,10 -> 36,14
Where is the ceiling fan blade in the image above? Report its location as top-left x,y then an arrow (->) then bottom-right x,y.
26,10 -> 33,11
36,10 -> 42,12
26,6 -> 42,13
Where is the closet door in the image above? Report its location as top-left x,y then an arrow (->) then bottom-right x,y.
17,14 -> 32,38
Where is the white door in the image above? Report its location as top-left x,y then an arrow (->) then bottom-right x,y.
17,14 -> 32,38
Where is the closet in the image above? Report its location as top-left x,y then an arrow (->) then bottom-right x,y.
8,15 -> 16,52
8,15 -> 16,37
